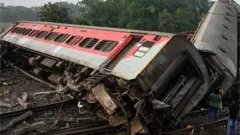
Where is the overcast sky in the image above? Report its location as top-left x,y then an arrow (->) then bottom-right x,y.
0,0 -> 80,7
0,0 -> 240,7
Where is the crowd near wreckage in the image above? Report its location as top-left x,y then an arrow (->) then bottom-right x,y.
0,0 -> 239,134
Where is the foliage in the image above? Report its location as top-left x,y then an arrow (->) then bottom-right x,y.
78,0 -> 210,32
0,3 -> 38,23
158,9 -> 174,32
74,17 -> 92,25
37,2 -> 72,23
53,2 -> 82,20
78,0 -> 123,27
0,0 -> 210,32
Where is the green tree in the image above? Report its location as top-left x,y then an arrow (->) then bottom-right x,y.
74,17 -> 92,25
174,8 -> 194,32
158,9 -> 175,32
118,0 -> 162,30
0,5 -> 38,23
37,2 -> 72,23
78,0 -> 123,27
189,0 -> 210,13
0,0 -> 211,33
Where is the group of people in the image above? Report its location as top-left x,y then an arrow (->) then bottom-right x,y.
208,88 -> 239,135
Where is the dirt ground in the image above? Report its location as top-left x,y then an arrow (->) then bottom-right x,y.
0,69 -> 70,114
0,68 -> 94,135
181,114 -> 228,135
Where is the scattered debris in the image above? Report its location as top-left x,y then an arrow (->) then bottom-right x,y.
17,92 -> 32,109
109,116 -> 127,127
152,99 -> 171,110
0,101 -> 13,108
22,121 -> 29,126
0,70 -> 79,134
60,123 -> 70,129
17,97 -> 32,109
3,90 -> 10,95
21,92 -> 28,102
66,94 -> 74,99
1,80 -> 14,86
42,111 -> 54,117
0,111 -> 34,133
33,91 -> 58,96
4,98 -> 10,102
14,121 -> 46,135
53,120 -> 59,126
9,63 -> 56,89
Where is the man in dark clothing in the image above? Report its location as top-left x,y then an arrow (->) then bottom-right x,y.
209,89 -> 222,121
226,100 -> 239,135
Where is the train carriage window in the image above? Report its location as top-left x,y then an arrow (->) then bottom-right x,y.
22,29 -> 32,35
54,34 -> 70,43
21,29 -> 28,35
227,6 -> 232,11
221,35 -> 228,41
29,30 -> 40,37
94,40 -> 118,52
153,35 -> 161,41
11,27 -> 21,33
134,41 -> 154,58
223,24 -> 229,30
44,32 -> 59,41
224,16 -> 230,22
226,12 -> 231,16
66,36 -> 83,45
72,36 -> 83,45
36,31 -> 49,38
17,28 -> 26,34
79,38 -> 99,48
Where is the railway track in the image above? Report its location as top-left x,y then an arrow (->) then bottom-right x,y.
0,99 -> 77,119
184,109 -> 209,118
47,121 -> 121,135
160,117 -> 235,135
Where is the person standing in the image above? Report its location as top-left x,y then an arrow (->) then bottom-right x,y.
208,89 -> 222,121
226,100 -> 239,135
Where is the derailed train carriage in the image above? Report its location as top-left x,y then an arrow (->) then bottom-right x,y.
0,0 -> 238,134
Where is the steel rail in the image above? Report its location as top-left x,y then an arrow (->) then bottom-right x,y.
184,109 -> 209,118
0,99 -> 77,119
160,117 -> 238,135
48,121 -> 119,135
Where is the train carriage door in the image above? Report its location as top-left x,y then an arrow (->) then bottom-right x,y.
104,35 -> 143,71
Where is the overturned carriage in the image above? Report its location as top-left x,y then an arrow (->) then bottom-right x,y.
190,0 -> 239,105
